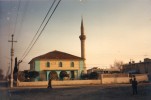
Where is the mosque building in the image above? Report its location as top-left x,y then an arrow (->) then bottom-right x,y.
29,18 -> 86,81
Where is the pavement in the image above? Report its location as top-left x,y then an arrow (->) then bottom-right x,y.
1,81 -> 151,100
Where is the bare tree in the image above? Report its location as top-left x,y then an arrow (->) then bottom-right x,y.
111,60 -> 124,72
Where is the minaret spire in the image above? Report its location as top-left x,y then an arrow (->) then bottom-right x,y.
81,17 -> 84,35
79,17 -> 86,59
79,17 -> 86,74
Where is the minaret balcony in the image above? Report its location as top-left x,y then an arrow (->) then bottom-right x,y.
79,35 -> 86,40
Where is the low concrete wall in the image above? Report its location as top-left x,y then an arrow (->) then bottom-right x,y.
52,80 -> 101,86
17,74 -> 149,87
17,81 -> 48,87
135,74 -> 149,82
101,74 -> 148,84
102,77 -> 130,84
17,80 -> 101,87
116,77 -> 130,84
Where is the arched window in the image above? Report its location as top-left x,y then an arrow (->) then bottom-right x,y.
59,62 -> 63,67
46,62 -> 50,67
71,62 -> 74,67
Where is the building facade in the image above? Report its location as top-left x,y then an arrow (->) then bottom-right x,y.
29,50 -> 85,81
87,67 -> 120,74
123,58 -> 151,79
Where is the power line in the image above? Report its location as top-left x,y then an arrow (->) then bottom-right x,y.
20,0 -> 62,61
20,0 -> 56,60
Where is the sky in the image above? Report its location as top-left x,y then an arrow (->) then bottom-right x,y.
1,0 -> 151,76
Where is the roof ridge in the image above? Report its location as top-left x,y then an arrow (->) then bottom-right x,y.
29,50 -> 83,64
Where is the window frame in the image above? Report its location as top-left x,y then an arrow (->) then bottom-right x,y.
46,61 -> 50,67
59,62 -> 63,67
70,61 -> 74,67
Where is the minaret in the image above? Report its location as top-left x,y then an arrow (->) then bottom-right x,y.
79,17 -> 86,73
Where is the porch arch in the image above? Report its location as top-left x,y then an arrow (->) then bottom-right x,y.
48,71 -> 59,80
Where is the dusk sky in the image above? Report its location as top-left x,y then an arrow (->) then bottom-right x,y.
1,0 -> 151,75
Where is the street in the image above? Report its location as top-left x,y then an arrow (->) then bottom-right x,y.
0,81 -> 151,100
0,81 -> 9,100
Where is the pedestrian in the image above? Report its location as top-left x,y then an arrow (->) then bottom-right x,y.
131,77 -> 138,95
47,78 -> 52,89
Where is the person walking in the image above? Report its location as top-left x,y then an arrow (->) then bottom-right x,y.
47,78 -> 52,89
131,77 -> 138,95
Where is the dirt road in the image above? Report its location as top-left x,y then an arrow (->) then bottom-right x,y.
1,81 -> 151,100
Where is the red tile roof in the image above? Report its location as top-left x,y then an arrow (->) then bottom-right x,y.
29,50 -> 84,64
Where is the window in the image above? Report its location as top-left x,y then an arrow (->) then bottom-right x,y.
46,62 -> 50,67
71,62 -> 74,67
59,62 -> 63,67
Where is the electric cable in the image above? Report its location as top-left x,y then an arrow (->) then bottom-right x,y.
20,0 -> 61,61
20,0 -> 56,60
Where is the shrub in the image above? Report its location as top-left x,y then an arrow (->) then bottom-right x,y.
18,71 -> 39,82
59,71 -> 68,80
49,71 -> 59,80
81,74 -> 89,80
89,72 -> 99,79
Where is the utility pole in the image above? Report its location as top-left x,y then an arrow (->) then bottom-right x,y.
8,34 -> 17,88
6,63 -> 10,81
